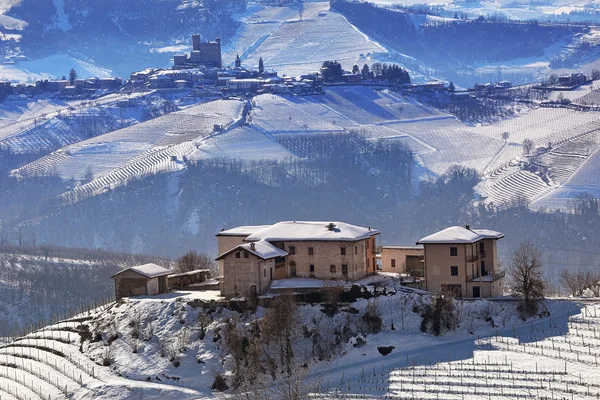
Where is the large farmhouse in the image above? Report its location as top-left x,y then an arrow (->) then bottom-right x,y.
216,221 -> 380,298
417,225 -> 505,298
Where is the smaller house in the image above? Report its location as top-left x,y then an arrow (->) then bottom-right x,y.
343,73 -> 362,83
227,78 -> 262,92
381,245 -> 424,277
112,263 -> 172,299
496,81 -> 512,89
149,75 -> 173,89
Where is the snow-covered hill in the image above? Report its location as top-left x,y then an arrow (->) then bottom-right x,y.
0,278 -> 595,399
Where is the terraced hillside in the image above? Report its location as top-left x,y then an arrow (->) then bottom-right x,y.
225,2 -> 388,77
12,99 -> 246,202
311,302 -> 599,399
0,92 -> 154,156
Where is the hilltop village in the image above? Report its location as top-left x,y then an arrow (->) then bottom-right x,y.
3,34 -> 591,100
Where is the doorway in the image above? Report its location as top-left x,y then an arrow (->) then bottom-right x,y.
473,286 -> 481,298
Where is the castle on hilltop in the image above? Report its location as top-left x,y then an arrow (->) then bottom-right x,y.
173,34 -> 222,69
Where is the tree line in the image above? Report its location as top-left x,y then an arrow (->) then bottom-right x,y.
320,60 -> 411,84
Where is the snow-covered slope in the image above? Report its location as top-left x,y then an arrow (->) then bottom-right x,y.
0,279 -> 593,400
12,98 -> 246,200
224,2 -> 389,77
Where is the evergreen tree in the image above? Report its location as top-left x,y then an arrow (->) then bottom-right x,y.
235,54 -> 241,68
448,81 -> 455,92
258,56 -> 264,74
361,64 -> 370,80
352,64 -> 359,74
320,60 -> 343,82
69,68 -> 77,85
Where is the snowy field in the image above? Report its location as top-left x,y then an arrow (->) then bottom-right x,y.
12,99 -> 245,201
310,301 -> 600,400
368,0 -> 600,22
0,54 -> 113,83
0,91 -> 155,153
533,147 -> 600,210
0,279 -> 595,400
225,2 -> 388,77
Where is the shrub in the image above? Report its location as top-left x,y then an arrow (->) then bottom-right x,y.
378,346 -> 395,356
362,299 -> 382,334
420,295 -> 455,336
211,374 -> 229,391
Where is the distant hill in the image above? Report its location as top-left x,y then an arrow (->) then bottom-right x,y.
5,0 -> 246,77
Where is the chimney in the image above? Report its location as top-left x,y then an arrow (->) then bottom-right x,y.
327,222 -> 336,231
250,243 -> 256,251
465,224 -> 471,230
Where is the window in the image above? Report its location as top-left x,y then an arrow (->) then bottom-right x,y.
289,246 -> 296,255
450,247 -> 458,257
264,269 -> 266,277
244,251 -> 249,259
290,262 -> 296,277
481,261 -> 486,276
355,246 -> 358,255
391,259 -> 396,268
479,242 -> 485,253
342,264 -> 348,278
330,265 -> 336,274
451,266 -> 459,276
310,264 -> 315,272
340,247 -> 346,256
235,252 -> 240,259
308,247 -> 314,255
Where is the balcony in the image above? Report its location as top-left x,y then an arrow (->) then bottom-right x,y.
468,270 -> 505,282
467,251 -> 486,263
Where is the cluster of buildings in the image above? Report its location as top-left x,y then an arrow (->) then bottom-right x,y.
215,221 -> 505,299
0,77 -> 123,97
536,72 -> 589,91
111,221 -> 506,301
471,80 -> 513,91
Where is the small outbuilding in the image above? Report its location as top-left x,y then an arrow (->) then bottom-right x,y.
112,263 -> 172,299
168,269 -> 211,290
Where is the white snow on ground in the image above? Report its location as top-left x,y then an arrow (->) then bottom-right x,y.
369,0 -> 600,22
225,2 -> 388,77
196,124 -> 295,161
0,91 -> 156,155
533,147 -> 600,210
12,98 -> 246,200
0,54 -> 112,83
309,300 -> 600,400
0,279 -> 596,400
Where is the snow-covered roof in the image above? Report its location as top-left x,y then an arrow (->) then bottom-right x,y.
216,225 -> 271,237
417,226 -> 504,244
112,263 -> 172,279
383,245 -> 424,250
246,221 -> 379,242
168,269 -> 211,278
217,240 -> 288,260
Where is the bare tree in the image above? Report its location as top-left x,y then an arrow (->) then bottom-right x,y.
508,242 -> 545,317
522,139 -> 534,155
561,270 -> 593,297
320,279 -> 344,315
262,293 -> 299,377
176,251 -> 215,273
394,293 -> 412,331
501,131 -> 510,143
